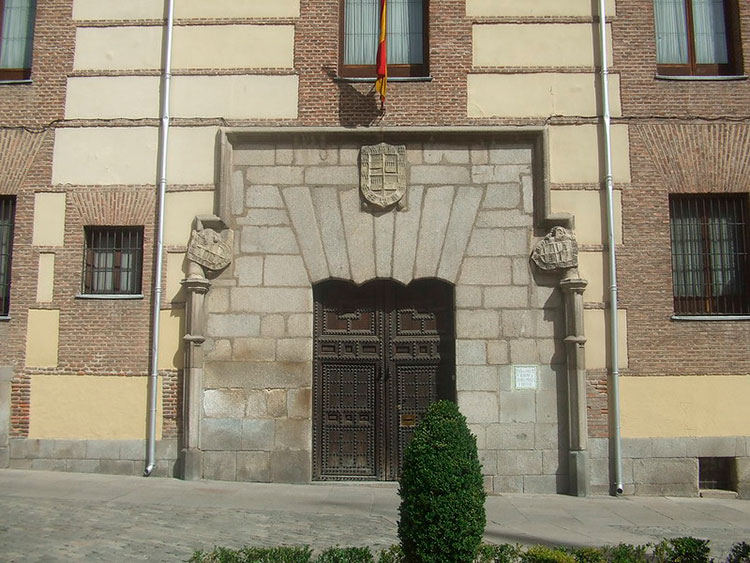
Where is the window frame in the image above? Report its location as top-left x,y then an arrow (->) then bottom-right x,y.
338,0 -> 429,79
0,196 -> 16,317
82,226 -> 144,297
669,194 -> 749,316
655,0 -> 742,77
0,0 -> 37,81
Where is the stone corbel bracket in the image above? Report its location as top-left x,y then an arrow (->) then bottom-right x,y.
531,227 -> 590,496
178,215 -> 233,480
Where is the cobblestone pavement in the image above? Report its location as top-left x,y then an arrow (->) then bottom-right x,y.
1,470 -> 749,562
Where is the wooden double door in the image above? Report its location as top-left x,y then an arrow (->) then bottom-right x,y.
313,279 -> 455,481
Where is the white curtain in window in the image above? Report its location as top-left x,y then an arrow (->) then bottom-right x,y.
671,213 -> 704,297
344,0 -> 422,66
708,201 -> 740,296
691,0 -> 728,64
654,0 -> 689,64
120,250 -> 135,293
0,0 -> 36,70
93,250 -> 114,293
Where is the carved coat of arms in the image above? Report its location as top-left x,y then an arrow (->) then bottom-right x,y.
186,228 -> 232,271
531,226 -> 578,272
360,142 -> 407,209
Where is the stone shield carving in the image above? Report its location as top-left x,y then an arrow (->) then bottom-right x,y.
360,142 -> 407,209
186,228 -> 232,271
531,227 -> 578,272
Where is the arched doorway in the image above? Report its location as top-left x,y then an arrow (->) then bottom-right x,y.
312,279 -> 456,480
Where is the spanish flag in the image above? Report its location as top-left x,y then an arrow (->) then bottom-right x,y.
375,0 -> 387,109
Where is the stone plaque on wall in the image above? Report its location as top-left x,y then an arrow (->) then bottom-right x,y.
531,226 -> 578,272
360,142 -> 407,209
187,227 -> 232,271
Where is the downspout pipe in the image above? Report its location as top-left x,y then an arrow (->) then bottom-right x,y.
598,0 -> 624,495
145,0 -> 175,477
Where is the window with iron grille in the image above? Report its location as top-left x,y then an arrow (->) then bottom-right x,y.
669,195 -> 749,315
0,196 -> 15,316
83,227 -> 143,295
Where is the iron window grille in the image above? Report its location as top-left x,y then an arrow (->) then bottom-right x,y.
83,227 -> 144,295
669,194 -> 749,315
0,196 -> 15,316
653,0 -> 742,77
0,0 -> 37,81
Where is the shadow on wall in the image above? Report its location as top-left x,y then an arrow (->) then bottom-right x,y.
324,67 -> 383,127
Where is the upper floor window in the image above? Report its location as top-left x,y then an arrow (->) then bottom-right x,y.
83,227 -> 144,296
341,0 -> 427,78
654,0 -> 741,76
0,196 -> 15,316
670,194 -> 749,316
0,0 -> 36,80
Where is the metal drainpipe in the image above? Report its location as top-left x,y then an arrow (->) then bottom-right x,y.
598,0 -> 624,495
145,0 -> 175,477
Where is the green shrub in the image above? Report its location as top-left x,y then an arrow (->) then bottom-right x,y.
726,542 -> 750,563
568,547 -> 605,563
316,546 -> 374,563
476,543 -> 522,563
521,546 -> 577,563
653,537 -> 712,563
189,546 -> 313,563
600,544 -> 649,563
377,545 -> 404,563
397,400 -> 486,563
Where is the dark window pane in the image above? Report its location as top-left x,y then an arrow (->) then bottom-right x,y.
0,196 -> 16,315
83,227 -> 143,295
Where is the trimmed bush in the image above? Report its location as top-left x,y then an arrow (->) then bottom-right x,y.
521,546 -> 577,563
476,543 -> 522,563
397,400 -> 486,563
653,537 -> 712,563
317,546 -> 374,563
727,542 -> 750,563
600,544 -> 648,563
189,546 -> 313,563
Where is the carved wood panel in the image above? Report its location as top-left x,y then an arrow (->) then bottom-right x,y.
313,279 -> 455,480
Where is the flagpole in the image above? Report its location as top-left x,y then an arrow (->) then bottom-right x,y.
375,0 -> 387,111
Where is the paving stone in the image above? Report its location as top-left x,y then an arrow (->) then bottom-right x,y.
203,451 -> 237,481
30,458 -> 67,472
232,170 -> 245,215
242,209 -> 289,226
489,147 -> 532,165
207,314 -> 261,338
240,420 -> 274,451
206,339 -> 232,360
479,450 -> 498,476
470,146 -> 489,164
0,447 -> 9,468
423,147 -> 470,164
312,187 -> 350,278
204,361 -> 309,390
66,460 -> 101,473
535,424 -> 560,450
542,449 -> 565,475
246,185 -> 284,208
588,437 -> 609,459
236,452 -> 271,482
472,164 -> 530,184
98,460 -> 136,476
695,436 -> 741,457
632,458 -> 697,486
85,441 -> 121,461
234,148 -> 275,166
374,210 -> 395,278
651,437 -> 687,458
339,147 -> 359,165
263,255 -> 308,287
294,148 -> 339,166
206,288 -> 230,313
476,209 -> 532,228
275,147 -> 294,164
535,388 -> 561,424
493,475 -> 523,493
468,424 -> 486,449
509,339 -> 539,364
245,390 -> 268,418
48,440 -> 87,459
233,338 -> 276,361
502,310 -> 536,338
513,257 -> 532,286
484,286 -> 529,309
155,440 -> 178,461
392,186 -> 424,284
621,438 -> 653,459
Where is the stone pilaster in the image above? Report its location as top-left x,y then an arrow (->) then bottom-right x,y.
0,366 -> 12,468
